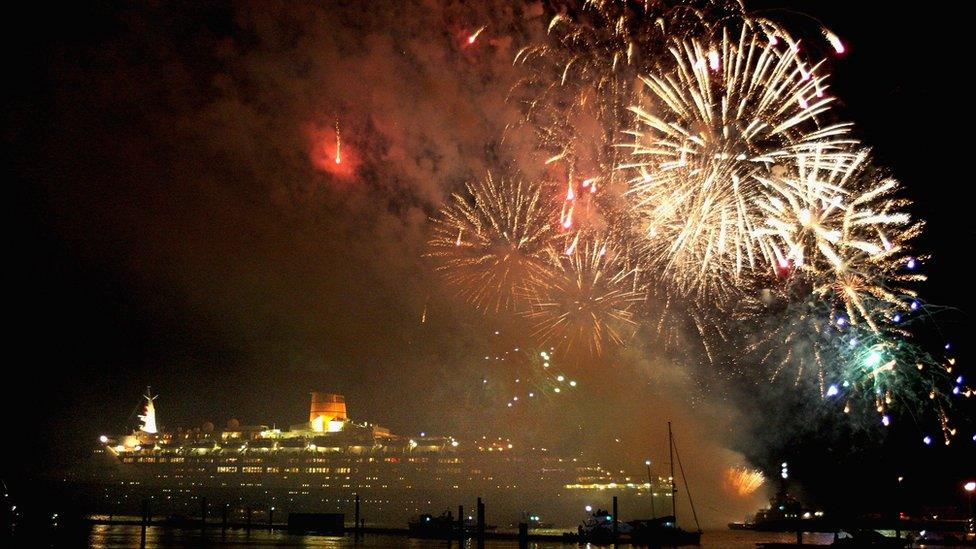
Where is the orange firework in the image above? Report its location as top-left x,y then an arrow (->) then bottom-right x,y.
306,118 -> 355,177
723,466 -> 765,497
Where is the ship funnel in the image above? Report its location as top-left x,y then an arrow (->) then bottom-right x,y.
309,392 -> 347,433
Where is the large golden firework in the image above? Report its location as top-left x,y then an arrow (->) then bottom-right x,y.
622,24 -> 854,298
754,149 -> 924,331
421,4 -> 957,438
428,173 -> 555,314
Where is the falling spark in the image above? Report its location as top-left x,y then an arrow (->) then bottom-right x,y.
468,26 -> 486,45
825,31 -> 845,54
565,232 -> 579,255
334,117 -> 342,165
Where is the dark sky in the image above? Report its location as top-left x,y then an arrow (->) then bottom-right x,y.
5,0 -> 973,516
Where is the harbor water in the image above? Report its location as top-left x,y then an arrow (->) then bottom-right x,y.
76,524 -> 835,548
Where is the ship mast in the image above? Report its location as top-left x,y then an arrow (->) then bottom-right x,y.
138,386 -> 158,434
668,421 -> 677,521
672,427 -> 702,533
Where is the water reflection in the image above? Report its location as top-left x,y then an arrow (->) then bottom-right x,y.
82,524 -> 833,548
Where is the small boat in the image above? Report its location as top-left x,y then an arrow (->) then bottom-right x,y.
831,530 -> 909,548
576,508 -> 633,544
758,529 -> 909,548
407,511 -> 496,539
408,512 -> 458,539
521,511 -> 553,530
629,515 -> 702,547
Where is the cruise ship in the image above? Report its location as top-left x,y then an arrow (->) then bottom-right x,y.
89,390 -> 667,526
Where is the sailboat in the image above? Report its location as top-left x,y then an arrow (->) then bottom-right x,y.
629,422 -> 703,547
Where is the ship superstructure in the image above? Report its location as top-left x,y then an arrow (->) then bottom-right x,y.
91,390 -> 672,526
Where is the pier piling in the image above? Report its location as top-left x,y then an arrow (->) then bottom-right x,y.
354,494 -> 360,538
477,497 -> 486,549
612,495 -> 619,546
200,497 -> 207,531
140,499 -> 148,548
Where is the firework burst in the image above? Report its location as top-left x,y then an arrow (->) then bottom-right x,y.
724,465 -> 765,496
511,1 -> 750,242
526,237 -> 645,357
823,320 -> 963,442
502,347 -> 580,409
472,327 -> 580,412
622,24 -> 853,298
642,280 -> 738,366
744,292 -> 847,393
754,149 -> 925,331
428,173 -> 554,314
744,290 -> 965,441
421,3 -> 958,440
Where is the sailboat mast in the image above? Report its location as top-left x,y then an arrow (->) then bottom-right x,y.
672,430 -> 702,533
668,421 -> 677,521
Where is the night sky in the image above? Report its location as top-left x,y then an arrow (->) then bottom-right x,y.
5,0 -> 973,519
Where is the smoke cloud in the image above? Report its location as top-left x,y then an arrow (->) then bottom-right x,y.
7,0 -> 781,526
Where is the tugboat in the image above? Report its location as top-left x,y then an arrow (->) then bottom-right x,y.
729,490 -> 811,531
629,422 -> 702,547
